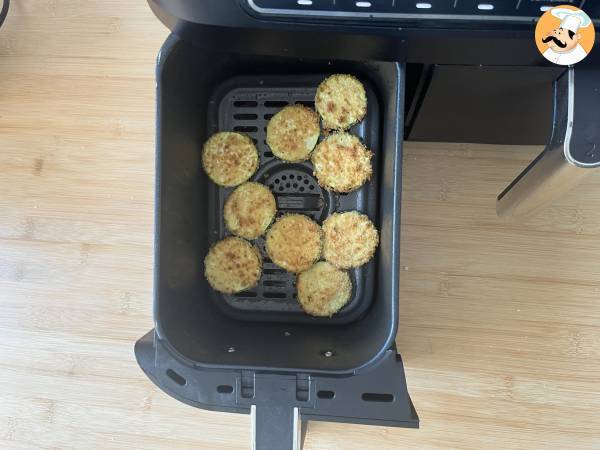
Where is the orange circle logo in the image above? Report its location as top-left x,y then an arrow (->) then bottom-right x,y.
535,5 -> 595,66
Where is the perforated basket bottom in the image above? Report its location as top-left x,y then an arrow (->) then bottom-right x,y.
206,74 -> 380,324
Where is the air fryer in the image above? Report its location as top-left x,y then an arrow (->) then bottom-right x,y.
135,2 -> 600,449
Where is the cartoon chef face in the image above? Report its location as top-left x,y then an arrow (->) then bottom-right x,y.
536,7 -> 594,66
542,26 -> 581,53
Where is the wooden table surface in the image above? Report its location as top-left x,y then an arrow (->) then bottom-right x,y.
1,2 -> 600,449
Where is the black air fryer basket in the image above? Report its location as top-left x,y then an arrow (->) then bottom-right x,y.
135,34 -> 417,448
136,1 -> 600,448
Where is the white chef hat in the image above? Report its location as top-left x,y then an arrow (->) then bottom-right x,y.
551,8 -> 592,33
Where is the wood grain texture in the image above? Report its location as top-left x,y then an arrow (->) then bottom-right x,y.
1,2 -> 600,449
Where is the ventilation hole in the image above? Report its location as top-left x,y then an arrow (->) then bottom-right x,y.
264,280 -> 286,287
303,179 -> 309,185
362,393 -> 394,403
300,187 -> 305,192
293,183 -> 298,188
309,185 -> 315,190
217,385 -> 234,394
269,184 -> 275,189
233,113 -> 258,120
415,2 -> 432,8
264,113 -> 275,120
477,3 -> 493,10
278,186 -> 284,192
296,100 -> 315,108
233,291 -> 258,298
264,100 -> 288,107
317,390 -> 335,399
263,126 -> 267,132
282,175 -> 287,180
234,100 -> 258,107
233,126 -> 258,133
289,174 -> 295,180
166,369 -> 186,386
264,291 -> 286,298
285,183 -> 291,188
251,138 -> 257,144
274,179 -> 280,184
265,151 -> 274,158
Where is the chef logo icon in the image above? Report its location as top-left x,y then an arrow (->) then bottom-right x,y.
535,5 -> 595,66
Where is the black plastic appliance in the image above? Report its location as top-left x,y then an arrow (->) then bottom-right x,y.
135,2 -> 600,448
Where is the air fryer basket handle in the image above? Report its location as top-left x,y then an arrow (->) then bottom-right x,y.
136,330 -> 418,448
251,405 -> 306,450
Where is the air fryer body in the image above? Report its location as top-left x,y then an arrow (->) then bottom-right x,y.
147,0 -> 599,146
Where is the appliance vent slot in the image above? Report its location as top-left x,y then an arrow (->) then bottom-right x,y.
166,369 -> 186,386
264,100 -> 289,108
233,125 -> 258,133
361,393 -> 394,402
234,113 -> 258,120
263,280 -> 287,287
296,100 -> 315,108
233,100 -> 257,108
317,390 -> 335,399
233,291 -> 258,298
263,291 -> 287,299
